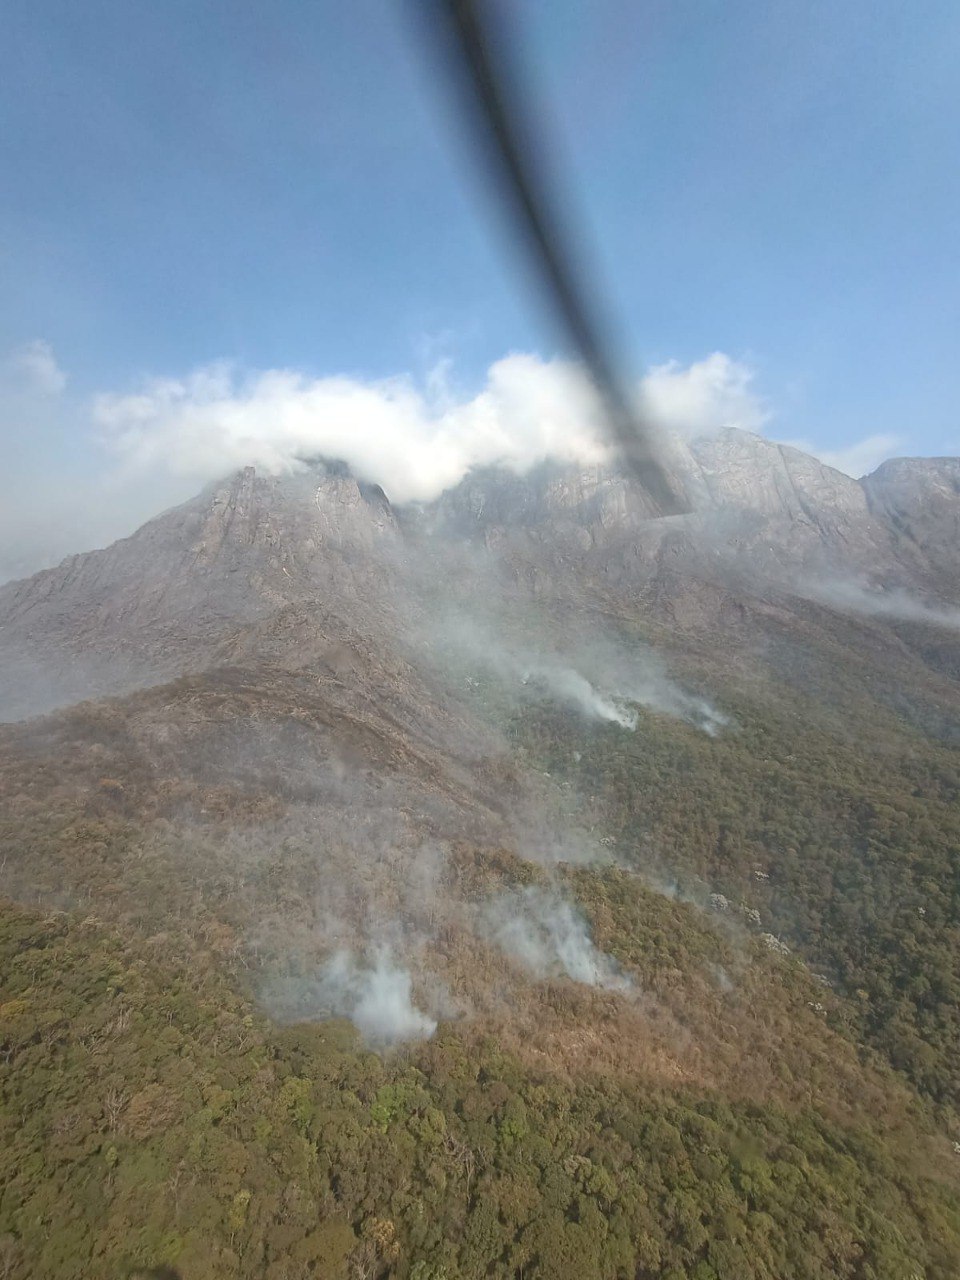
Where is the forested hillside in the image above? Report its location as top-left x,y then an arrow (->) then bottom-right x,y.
3,645 -> 960,1278
2,451 -> 960,1278
3,896 -> 960,1280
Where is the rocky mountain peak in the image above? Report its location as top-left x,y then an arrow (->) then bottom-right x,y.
1,435 -> 958,722
862,456 -> 960,576
683,429 -> 868,522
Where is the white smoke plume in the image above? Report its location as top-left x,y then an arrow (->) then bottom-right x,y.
273,947 -> 438,1046
430,603 -> 728,736
523,656 -> 727,736
520,664 -> 639,730
616,670 -> 730,736
522,661 -> 728,735
483,886 -> 631,992
802,577 -> 960,632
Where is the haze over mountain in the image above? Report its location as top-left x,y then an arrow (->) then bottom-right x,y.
2,428 -> 958,725
2,427 -> 960,1279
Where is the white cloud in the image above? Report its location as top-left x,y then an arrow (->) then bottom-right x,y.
95,354 -> 611,504
780,431 -> 902,478
0,341 -> 75,581
93,350 -> 768,505
1,339 -> 67,399
640,352 -> 769,438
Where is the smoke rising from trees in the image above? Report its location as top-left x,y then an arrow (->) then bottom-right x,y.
483,886 -> 630,992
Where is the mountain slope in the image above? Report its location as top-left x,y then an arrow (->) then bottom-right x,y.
4,431 -> 958,724
1,434 -> 960,1278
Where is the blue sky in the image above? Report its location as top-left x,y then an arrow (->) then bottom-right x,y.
1,0 -> 958,572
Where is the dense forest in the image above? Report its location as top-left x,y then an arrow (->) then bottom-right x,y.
3,898 -> 960,1280
519,675 -> 960,1110
2,615 -> 960,1277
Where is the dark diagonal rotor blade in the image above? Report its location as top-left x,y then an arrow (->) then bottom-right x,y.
417,0 -> 689,515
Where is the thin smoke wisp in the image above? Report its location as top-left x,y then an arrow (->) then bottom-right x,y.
268,947 -> 438,1046
803,577 -> 960,632
424,598 -> 727,737
483,886 -> 631,992
520,664 -> 638,730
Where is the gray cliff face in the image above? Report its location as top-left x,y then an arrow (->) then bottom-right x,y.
0,432 -> 957,722
429,429 -> 873,537
685,431 -> 868,523
863,458 -> 960,576
0,465 -> 402,719
0,465 -> 399,621
424,430 -> 905,588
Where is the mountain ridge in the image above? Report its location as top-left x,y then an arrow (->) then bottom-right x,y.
2,428 -> 957,723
